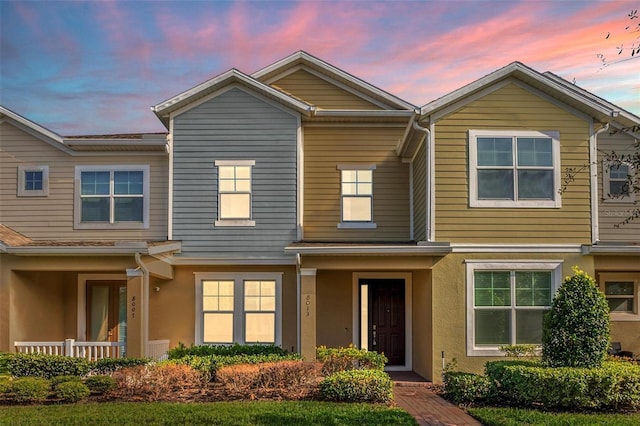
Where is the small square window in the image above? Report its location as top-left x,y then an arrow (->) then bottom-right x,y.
599,273 -> 639,320
17,165 -> 49,197
603,162 -> 636,203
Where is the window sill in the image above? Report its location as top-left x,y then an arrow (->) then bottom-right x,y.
74,222 -> 148,230
215,219 -> 256,227
466,347 -> 505,357
17,191 -> 48,197
470,200 -> 561,208
337,222 -> 377,229
610,313 -> 640,322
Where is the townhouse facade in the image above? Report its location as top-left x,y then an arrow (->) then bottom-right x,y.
1,51 -> 638,381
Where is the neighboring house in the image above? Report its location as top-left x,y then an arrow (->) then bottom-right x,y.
1,51 -> 638,381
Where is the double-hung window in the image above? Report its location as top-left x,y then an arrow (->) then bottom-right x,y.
195,273 -> 282,345
215,160 -> 255,227
469,130 -> 561,208
75,165 -> 149,229
466,261 -> 562,356
17,165 -> 49,197
599,273 -> 640,320
338,165 -> 376,228
603,162 -> 635,202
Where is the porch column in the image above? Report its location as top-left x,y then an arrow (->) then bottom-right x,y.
300,268 -> 317,361
126,269 -> 144,357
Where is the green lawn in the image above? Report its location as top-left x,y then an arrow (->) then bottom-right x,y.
0,401 -> 417,425
469,406 -> 640,426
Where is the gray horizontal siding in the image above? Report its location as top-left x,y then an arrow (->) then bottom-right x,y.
171,87 -> 298,258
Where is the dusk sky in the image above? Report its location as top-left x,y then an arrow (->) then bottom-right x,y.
1,0 -> 639,136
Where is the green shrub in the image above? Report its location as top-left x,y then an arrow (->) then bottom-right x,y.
90,357 -> 151,374
316,345 -> 387,375
319,369 -> 393,403
542,268 -> 610,368
54,381 -> 90,402
0,375 -> 12,393
50,375 -> 83,387
7,353 -> 90,379
485,360 -> 640,410
174,353 -> 301,381
499,344 -> 539,358
10,377 -> 50,403
443,371 -> 494,405
0,353 -> 11,374
167,342 -> 289,359
84,375 -> 116,394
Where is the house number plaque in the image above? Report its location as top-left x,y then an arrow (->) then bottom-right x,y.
131,296 -> 136,319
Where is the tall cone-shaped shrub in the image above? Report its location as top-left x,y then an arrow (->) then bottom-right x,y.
542,267 -> 610,367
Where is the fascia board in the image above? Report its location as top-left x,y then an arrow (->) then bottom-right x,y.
283,245 -> 451,255
147,241 -> 182,256
312,110 -> 414,118
6,246 -> 149,255
582,244 -> 640,255
451,243 -> 583,253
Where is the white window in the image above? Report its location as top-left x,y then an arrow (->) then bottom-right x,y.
17,165 -> 49,197
195,273 -> 282,345
74,165 -> 149,229
337,164 -> 376,229
469,130 -> 561,208
599,273 -> 640,321
466,261 -> 562,356
603,162 -> 636,203
214,160 -> 255,227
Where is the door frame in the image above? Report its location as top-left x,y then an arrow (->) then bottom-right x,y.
77,274 -> 127,341
352,272 -> 412,371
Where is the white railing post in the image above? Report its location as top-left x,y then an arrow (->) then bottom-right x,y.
64,339 -> 74,357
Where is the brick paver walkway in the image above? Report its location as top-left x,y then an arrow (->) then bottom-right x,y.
390,372 -> 482,426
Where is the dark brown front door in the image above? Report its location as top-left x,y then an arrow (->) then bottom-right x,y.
365,279 -> 405,366
86,280 -> 127,347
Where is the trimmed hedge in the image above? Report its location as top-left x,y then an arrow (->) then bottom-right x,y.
173,353 -> 302,381
443,371 -> 494,405
84,375 -> 116,395
167,343 -> 289,359
54,381 -> 90,402
316,345 -> 387,375
10,377 -> 50,403
485,360 -> 640,410
7,354 -> 90,379
90,357 -> 151,374
319,369 -> 393,403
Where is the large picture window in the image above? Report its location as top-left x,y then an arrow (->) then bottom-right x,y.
337,164 -> 376,229
469,130 -> 561,208
75,165 -> 149,229
466,261 -> 562,356
215,160 -> 255,227
195,273 -> 282,345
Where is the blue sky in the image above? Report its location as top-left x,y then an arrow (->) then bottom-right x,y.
1,0 -> 638,135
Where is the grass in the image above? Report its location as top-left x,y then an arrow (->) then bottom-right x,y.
0,401 -> 417,425
469,406 -> 640,426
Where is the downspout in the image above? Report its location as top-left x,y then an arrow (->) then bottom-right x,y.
413,116 -> 432,242
590,122 -> 609,245
296,253 -> 301,354
135,252 -> 150,357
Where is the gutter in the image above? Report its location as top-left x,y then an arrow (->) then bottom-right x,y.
591,123 -> 610,245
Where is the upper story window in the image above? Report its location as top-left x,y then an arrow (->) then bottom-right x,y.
74,165 -> 149,229
214,160 -> 255,227
603,162 -> 635,203
469,130 -> 561,208
599,273 -> 640,321
337,164 -> 376,229
466,260 -> 562,356
17,165 -> 49,197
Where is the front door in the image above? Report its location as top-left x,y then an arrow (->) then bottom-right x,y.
86,281 -> 127,352
364,279 -> 405,366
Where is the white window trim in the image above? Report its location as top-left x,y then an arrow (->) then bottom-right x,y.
337,164 -> 377,228
465,260 -> 563,356
602,161 -> 636,204
194,272 -> 282,346
598,272 -> 640,321
17,165 -> 49,197
469,130 -> 561,208
214,160 -> 256,227
74,165 -> 150,229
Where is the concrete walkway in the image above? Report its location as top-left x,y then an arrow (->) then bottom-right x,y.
390,372 -> 482,426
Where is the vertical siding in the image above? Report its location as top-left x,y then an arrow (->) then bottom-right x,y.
303,126 -> 410,241
412,142 -> 427,241
171,88 -> 298,258
270,69 -> 382,110
597,131 -> 640,243
0,121 -> 168,241
433,83 -> 592,243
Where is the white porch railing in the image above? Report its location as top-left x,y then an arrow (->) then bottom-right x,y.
147,339 -> 170,361
15,339 -> 124,361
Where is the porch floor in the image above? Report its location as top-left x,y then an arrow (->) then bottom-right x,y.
389,372 -> 482,426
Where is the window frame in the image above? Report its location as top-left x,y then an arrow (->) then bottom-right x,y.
17,165 -> 49,197
214,160 -> 256,227
602,161 -> 636,203
469,130 -> 561,208
337,164 -> 377,229
598,272 -> 640,321
466,260 -> 563,356
74,165 -> 150,229
194,272 -> 282,346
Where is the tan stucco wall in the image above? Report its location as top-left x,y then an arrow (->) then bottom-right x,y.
316,270 -> 354,348
430,252 -> 594,382
412,269 -> 432,380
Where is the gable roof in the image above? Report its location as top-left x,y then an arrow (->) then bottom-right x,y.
151,68 -> 315,128
252,51 -> 415,111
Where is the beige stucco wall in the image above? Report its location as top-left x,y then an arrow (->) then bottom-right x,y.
430,252 -> 595,381
412,269 -> 432,380
315,270 -> 354,348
